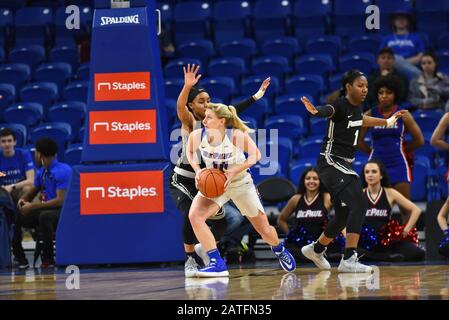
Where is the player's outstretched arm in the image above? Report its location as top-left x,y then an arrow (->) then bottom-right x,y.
300,96 -> 334,118
362,110 -> 408,128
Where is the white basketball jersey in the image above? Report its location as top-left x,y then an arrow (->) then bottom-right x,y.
199,128 -> 250,185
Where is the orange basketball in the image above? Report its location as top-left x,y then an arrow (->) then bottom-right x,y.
198,168 -> 227,198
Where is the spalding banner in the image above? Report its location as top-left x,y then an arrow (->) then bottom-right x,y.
81,5 -> 169,162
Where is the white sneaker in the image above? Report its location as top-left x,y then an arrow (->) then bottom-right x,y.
184,256 -> 199,278
301,242 -> 331,270
338,252 -> 373,273
194,243 -> 210,266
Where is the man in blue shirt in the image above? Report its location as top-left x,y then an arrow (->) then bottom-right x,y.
14,138 -> 71,269
0,128 -> 34,201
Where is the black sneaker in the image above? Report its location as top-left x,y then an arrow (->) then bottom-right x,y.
14,257 -> 29,270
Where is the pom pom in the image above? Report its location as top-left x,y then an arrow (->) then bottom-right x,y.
360,224 -> 380,250
285,226 -> 314,247
380,220 -> 419,247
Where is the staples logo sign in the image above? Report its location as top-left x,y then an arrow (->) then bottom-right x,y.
94,72 -> 150,101
89,110 -> 156,144
80,171 -> 164,215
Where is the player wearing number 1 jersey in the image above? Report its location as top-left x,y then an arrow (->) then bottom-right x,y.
300,70 -> 407,273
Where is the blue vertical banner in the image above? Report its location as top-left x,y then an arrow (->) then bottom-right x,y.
81,2 -> 168,162
57,1 -> 183,265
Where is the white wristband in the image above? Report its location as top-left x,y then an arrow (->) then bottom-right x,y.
253,89 -> 265,100
386,116 -> 397,127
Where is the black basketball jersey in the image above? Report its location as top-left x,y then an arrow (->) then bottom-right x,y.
364,187 -> 392,232
293,193 -> 329,238
320,97 -> 363,160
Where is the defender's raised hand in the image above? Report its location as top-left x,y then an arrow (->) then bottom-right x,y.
183,64 -> 202,87
300,96 -> 318,115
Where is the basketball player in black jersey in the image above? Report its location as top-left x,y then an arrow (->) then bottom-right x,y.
169,64 -> 270,277
300,69 -> 407,272
278,168 -> 344,261
360,160 -> 424,261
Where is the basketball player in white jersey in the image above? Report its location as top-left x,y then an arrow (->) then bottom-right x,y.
186,103 -> 296,277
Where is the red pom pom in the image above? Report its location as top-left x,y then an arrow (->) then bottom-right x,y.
380,220 -> 419,247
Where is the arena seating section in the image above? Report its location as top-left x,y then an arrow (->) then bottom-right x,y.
0,0 -> 449,203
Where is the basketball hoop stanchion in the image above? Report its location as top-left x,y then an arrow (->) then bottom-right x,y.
56,0 -> 184,265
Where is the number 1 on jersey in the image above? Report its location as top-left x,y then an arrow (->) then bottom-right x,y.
353,129 -> 360,146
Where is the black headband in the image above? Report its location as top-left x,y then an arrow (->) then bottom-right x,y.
187,86 -> 206,103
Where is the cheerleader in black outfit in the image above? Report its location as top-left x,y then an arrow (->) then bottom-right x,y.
359,159 -> 425,261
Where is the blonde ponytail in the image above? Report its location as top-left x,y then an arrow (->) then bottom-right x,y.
207,103 -> 253,132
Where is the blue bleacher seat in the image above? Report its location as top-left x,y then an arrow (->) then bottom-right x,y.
305,36 -> 341,63
76,63 -> 90,81
47,102 -> 86,141
339,53 -> 375,74
0,123 -> 27,147
3,102 -> 43,127
64,144 -> 83,166
251,159 -> 282,185
164,78 -> 184,100
347,35 -> 381,55
295,54 -> 334,78
177,40 -> 215,66
164,58 -> 202,78
218,39 -> 257,65
34,62 -> 72,93
437,32 -> 449,50
415,1 -> 449,35
264,115 -> 307,140
334,0 -> 373,36
158,2 -> 173,24
329,72 -> 345,92
31,122 -> 72,160
9,45 -> 45,71
437,49 -> 449,70
63,81 -> 88,102
78,126 -> 85,143
253,0 -> 292,41
297,137 -> 323,159
413,111 -> 442,134
0,8 -> 13,46
261,37 -> 300,60
293,0 -> 331,39
310,117 -> 328,136
15,7 -> 53,46
289,158 -> 316,184
50,46 -> 79,70
20,82 -> 58,111
173,1 -> 211,44
232,96 -> 268,128
0,48 -> 4,63
239,116 -> 257,129
208,57 -> 245,84
411,159 -> 430,201
251,55 -> 290,81
241,75 -> 280,106
213,0 -> 251,43
260,137 -> 293,176
201,77 -> 235,102
0,64 -> 31,92
436,163 -> 449,199
0,84 -> 15,109
285,75 -> 323,101
275,93 -> 311,121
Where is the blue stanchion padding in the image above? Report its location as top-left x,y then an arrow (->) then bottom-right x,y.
82,4 -> 168,162
56,162 -> 184,265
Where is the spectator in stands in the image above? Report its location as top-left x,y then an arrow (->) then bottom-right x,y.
0,128 -> 35,203
159,28 -> 175,67
278,168 -> 343,262
409,52 -> 449,111
359,160 -> 425,262
430,112 -> 449,257
367,47 -> 408,107
358,75 -> 424,224
380,11 -> 424,81
13,138 -> 71,269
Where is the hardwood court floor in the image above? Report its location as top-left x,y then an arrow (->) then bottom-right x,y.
0,262 -> 448,300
